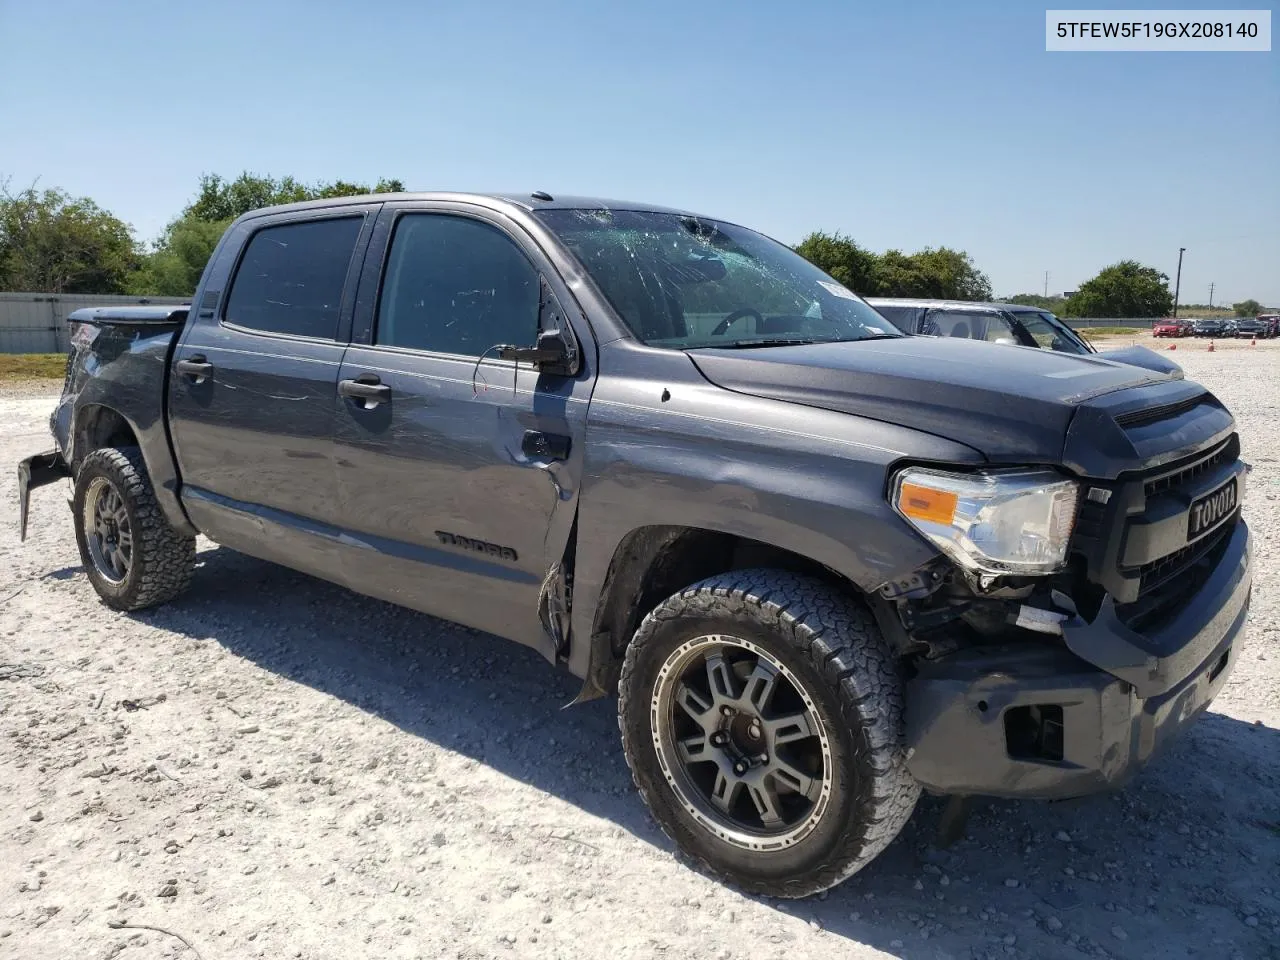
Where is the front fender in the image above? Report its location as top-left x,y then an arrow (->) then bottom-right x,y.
566,345 -> 983,683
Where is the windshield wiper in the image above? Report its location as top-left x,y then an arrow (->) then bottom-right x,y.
715,338 -> 818,349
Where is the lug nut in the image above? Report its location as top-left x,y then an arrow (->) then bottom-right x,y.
733,760 -> 749,776
747,723 -> 761,740
709,731 -> 727,747
720,705 -> 734,717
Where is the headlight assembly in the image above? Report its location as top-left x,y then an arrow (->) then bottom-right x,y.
891,467 -> 1079,576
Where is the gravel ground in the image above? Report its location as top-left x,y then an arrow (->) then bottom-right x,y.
2,340 -> 1277,960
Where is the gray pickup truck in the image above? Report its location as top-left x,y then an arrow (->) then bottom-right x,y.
19,192 -> 1251,897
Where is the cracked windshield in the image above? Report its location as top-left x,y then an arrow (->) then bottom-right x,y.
536,209 -> 901,349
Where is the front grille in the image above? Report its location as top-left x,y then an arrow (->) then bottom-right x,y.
1144,435 -> 1238,498
1105,433 -> 1242,628
1117,522 -> 1234,632
1133,518 -> 1235,595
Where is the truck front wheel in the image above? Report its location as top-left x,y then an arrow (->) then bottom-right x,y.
618,570 -> 920,898
72,447 -> 195,611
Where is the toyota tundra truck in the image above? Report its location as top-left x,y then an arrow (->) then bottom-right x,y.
18,192 -> 1251,897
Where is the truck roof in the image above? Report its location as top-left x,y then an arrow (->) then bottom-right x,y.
235,191 -> 707,221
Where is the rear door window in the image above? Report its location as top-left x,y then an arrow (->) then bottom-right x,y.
870,304 -> 918,333
224,217 -> 364,340
924,310 -> 1010,342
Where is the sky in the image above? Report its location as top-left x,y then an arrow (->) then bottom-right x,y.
1,0 -> 1276,305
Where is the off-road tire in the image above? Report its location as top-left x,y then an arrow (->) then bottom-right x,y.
72,446 -> 195,611
618,569 -> 920,898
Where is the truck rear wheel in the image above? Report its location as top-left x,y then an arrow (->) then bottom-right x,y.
618,570 -> 920,898
73,447 -> 195,611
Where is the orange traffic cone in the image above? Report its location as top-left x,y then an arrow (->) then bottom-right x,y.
1208,340 -> 1216,352
1251,337 -> 1257,346
1169,343 -> 1177,350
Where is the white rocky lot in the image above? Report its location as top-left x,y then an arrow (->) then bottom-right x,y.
1,341 -> 1276,960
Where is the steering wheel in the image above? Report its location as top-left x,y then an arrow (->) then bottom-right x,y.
710,307 -> 765,337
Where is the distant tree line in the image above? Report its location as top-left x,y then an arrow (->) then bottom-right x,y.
0,173 -> 404,297
794,232 -> 1274,319
2,177 -> 1273,321
793,232 -> 993,302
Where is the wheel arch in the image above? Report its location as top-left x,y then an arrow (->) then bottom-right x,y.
570,524 -> 902,702
69,401 -> 196,537
72,404 -> 139,467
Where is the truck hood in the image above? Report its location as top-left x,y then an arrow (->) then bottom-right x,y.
688,337 -> 1171,461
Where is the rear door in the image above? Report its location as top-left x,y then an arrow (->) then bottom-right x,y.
169,206 -> 377,582
332,201 -> 593,654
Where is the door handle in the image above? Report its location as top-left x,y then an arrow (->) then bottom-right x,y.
175,356 -> 214,382
339,375 -> 391,407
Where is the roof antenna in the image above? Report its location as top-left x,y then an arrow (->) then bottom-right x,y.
531,191 -> 553,201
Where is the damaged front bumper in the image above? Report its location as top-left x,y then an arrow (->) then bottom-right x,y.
18,450 -> 71,542
904,520 -> 1251,799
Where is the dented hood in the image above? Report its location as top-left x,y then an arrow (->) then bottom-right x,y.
688,336 -> 1170,461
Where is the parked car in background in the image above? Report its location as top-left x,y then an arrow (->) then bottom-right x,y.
1153,318 -> 1191,338
1233,316 -> 1270,339
1191,318 -> 1226,337
1260,315 -> 1280,337
866,298 -> 1182,376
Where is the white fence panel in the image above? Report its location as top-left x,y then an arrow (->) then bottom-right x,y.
0,293 -> 189,353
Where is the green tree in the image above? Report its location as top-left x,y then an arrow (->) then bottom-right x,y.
126,217 -> 227,297
794,234 -> 992,301
131,172 -> 407,295
1062,261 -> 1173,318
872,247 -> 992,300
910,247 -> 992,301
183,172 -> 406,224
1003,293 -> 1069,312
793,231 -> 879,293
1233,298 -> 1262,317
0,182 -> 139,293
871,249 -> 927,297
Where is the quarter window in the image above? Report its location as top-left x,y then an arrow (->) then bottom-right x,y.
223,217 -> 363,339
376,214 -> 539,355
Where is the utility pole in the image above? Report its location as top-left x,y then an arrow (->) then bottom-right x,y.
1208,282 -> 1215,309
1044,271 -> 1049,297
1173,247 -> 1186,318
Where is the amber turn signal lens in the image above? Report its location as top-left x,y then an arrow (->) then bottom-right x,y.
898,482 -> 958,525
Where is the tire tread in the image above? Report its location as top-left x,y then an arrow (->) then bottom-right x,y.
74,447 -> 194,611
618,569 -> 921,898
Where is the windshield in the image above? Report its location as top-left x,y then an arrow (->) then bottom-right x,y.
535,209 -> 902,349
1012,311 -> 1092,354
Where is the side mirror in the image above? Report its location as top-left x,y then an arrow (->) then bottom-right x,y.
497,328 -> 577,375
496,277 -> 580,376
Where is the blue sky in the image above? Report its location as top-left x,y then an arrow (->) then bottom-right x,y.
1,0 -> 1276,304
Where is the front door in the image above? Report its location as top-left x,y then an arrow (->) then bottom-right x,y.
169,208 -> 375,582
333,204 -> 593,655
